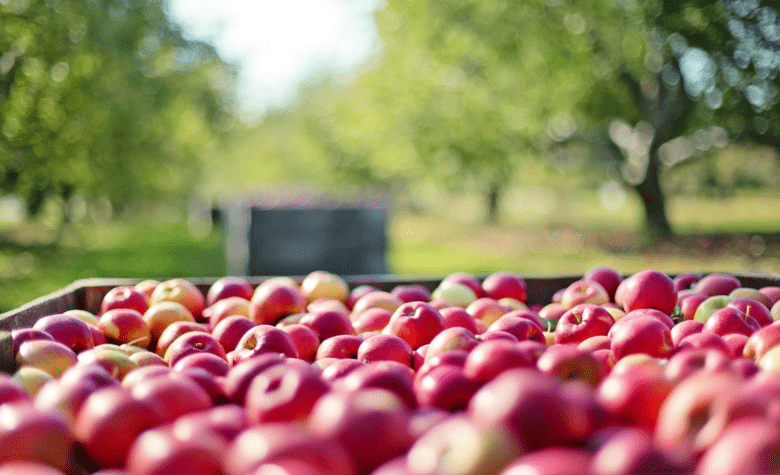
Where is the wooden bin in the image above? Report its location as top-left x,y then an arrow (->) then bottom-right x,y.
2,271 -> 779,374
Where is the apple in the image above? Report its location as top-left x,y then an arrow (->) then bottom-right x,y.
500,446 -> 593,475
702,306 -> 759,337
671,320 -> 705,348
12,366 -> 54,397
130,372 -> 213,423
15,340 -> 77,378
560,279 -> 610,308
309,388 -> 414,474
727,298 -> 773,327
274,313 -> 305,328
244,361 -> 330,423
122,365 -> 173,389
63,309 -> 100,326
723,333 -> 749,358
150,278 -> 206,320
299,310 -> 355,341
32,314 -> 94,353
487,312 -> 546,344
773,300 -> 780,322
206,276 -> 254,307
729,287 -> 773,308
307,298 -> 350,314
249,281 -> 307,326
101,285 -> 150,316
357,334 -> 413,366
431,282 -> 478,308
11,328 -> 54,357
336,361 -> 416,410
390,284 -> 432,304
439,306 -> 479,333
222,353 -> 288,405
591,426 -> 692,475
423,327 -> 479,363
693,295 -> 734,323
75,385 -> 164,468
300,270 -> 350,303
135,279 -> 160,300
693,273 -> 741,297
350,291 -> 404,319
744,322 -> 780,361
126,424 -> 225,475
76,345 -> 139,381
230,325 -> 298,365
619,269 -> 676,315
316,334 -> 362,360
757,344 -> 780,372
694,418 -> 780,475
203,296 -> 251,329
663,348 -> 731,384
414,364 -> 481,412
172,403 -> 249,443
154,320 -> 208,357
676,332 -> 732,356
759,286 -> 780,305
0,402 -> 76,474
673,273 -> 700,292
610,316 -> 674,360
351,307 -> 393,333
384,302 -> 445,350
320,358 -> 366,382
617,308 -> 675,330
537,344 -> 606,387
281,324 -> 320,362
482,271 -> 528,303
0,373 -> 32,405
172,352 -> 230,377
597,360 -> 674,429
554,303 -> 615,344
406,414 -> 522,475
678,292 -> 708,321
97,308 -> 151,349
465,297 -> 510,326
583,266 -> 623,301
578,335 -> 612,352
478,330 -> 519,343
34,364 -> 117,428
211,315 -> 257,353
347,284 -> 378,310
538,302 -> 569,326
143,302 -> 197,344
415,350 -> 469,383
498,298 -> 529,311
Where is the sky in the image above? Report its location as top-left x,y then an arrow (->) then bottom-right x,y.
166,0 -> 383,120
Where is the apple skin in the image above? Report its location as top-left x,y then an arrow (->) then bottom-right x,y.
172,352 -> 231,377
728,298 -> 773,327
673,273 -> 701,292
206,276 -> 254,307
172,403 -> 249,443
357,334 -> 413,366
32,314 -> 94,353
693,273 -> 741,297
12,366 -> 54,397
351,307 -> 393,334
579,335 -> 612,352
279,323 -> 320,362
0,373 -> 32,405
75,385 -> 164,468
693,295 -> 734,323
500,446 -> 593,475
743,322 -> 780,361
620,269 -> 677,315
75,345 -> 139,381
679,292 -> 708,321
230,325 -> 299,365
559,279 -> 610,308
97,308 -> 151,349
618,308 -> 675,330
384,302 -> 445,351
336,361 -> 416,410
663,348 -> 731,384
584,266 -> 623,301
423,327 -> 479,363
729,287 -> 773,307
610,316 -> 674,360
101,285 -> 150,316
591,427 -> 692,475
307,298 -> 350,315
163,331 -> 227,367
482,271 -> 528,303
596,361 -> 674,429
299,310 -> 355,341
203,296 -> 251,329
478,330 -> 519,343
249,282 -> 307,326
153,320 -> 208,357
346,285 -> 378,310
671,320 -> 705,348
723,333 -> 749,359
431,282 -> 478,308
466,297 -> 511,326
211,315 -> 257,353
350,291 -> 404,319
0,402 -> 77,474
143,302 -> 197,345
151,278 -> 206,320
309,388 -> 414,475
414,364 -> 482,412
390,284 -> 432,303
300,270 -> 350,303
694,418 -> 780,475
244,361 -> 330,424
15,340 -> 77,378
222,353 -> 288,405
130,372 -> 213,423
439,306 -> 479,333
320,358 -> 366,383
126,424 -> 224,475
415,350 -> 469,383
536,344 -> 605,387
702,306 -> 760,337
316,334 -> 363,360
10,328 -> 55,358
34,365 -> 118,429
760,286 -> 780,305
555,303 -> 615,345
442,272 -> 485,298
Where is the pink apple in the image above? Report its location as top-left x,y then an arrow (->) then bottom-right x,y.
390,284 -> 432,303
465,297 -> 510,325
620,269 -> 676,315
610,316 -> 674,360
316,334 -> 362,360
693,273 -> 741,297
414,364 -> 481,411
673,273 -> 700,292
0,374 -> 32,405
336,360 -> 416,410
230,325 -> 298,364
423,327 -> 479,363
559,279 -> 610,308
211,315 -> 257,353
596,361 -> 674,429
723,333 -> 749,358
101,285 -> 150,316
154,320 -> 209,357
537,344 -> 605,387
591,426 -> 692,475
442,272 -> 485,298
349,291 -> 403,318
501,447 -> 593,475
11,328 -> 54,357
203,296 -> 251,328
760,286 -> 780,305
222,353 -> 288,404
126,424 -> 225,475
694,418 -> 780,475
663,347 -> 731,384
487,312 -> 546,344
249,281 -> 306,326
0,402 -> 76,474
130,372 -> 213,423
584,266 -> 623,301
172,351 -> 230,376
702,306 -> 759,337
351,307 -> 393,333
678,292 -> 708,321
32,314 -> 94,353
671,320 -> 705,348
555,303 -> 615,344
728,298 -> 773,327
320,359 -> 366,383
743,322 -> 780,361
481,271 -> 527,303
357,334 -> 413,366
676,332 -> 732,356
299,310 -> 355,341
281,324 -> 320,362
98,308 -> 151,349
244,361 -> 330,423
729,287 -> 773,308
439,307 -> 479,333
15,340 -> 77,378
384,302 -> 445,350
347,284 -> 378,310
206,276 -> 254,307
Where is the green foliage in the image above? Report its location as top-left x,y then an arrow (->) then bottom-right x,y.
0,0 -> 236,215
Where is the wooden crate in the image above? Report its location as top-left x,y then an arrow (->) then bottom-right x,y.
2,272 -> 779,373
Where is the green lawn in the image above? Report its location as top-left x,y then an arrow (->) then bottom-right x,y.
1,191 -> 779,314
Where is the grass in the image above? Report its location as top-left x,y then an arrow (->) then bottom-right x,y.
1,190 -> 779,313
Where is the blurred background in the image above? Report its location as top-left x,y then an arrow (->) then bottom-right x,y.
1,0 -> 780,311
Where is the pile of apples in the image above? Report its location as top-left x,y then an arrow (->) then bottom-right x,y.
3,268 -> 780,475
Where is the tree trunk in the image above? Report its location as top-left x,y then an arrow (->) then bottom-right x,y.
486,183 -> 501,224
634,143 -> 673,240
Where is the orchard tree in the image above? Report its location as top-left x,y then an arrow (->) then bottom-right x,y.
0,0 -> 236,221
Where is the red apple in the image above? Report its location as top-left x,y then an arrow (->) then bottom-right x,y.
442,273 -> 485,298
150,278 -> 206,320
487,312 -> 546,344
390,284 -> 432,303
300,270 -> 350,303
316,334 -> 362,360
384,302 -> 445,350
559,279 -> 610,308
204,296 -> 251,328
415,350 -> 469,383
34,365 -> 117,429
98,308 -> 151,349
536,344 -> 605,387
663,348 -> 732,384
130,372 -> 213,423
729,287 -> 773,308
10,328 -> 54,357
478,330 -> 519,343
728,298 -> 773,327
320,359 -> 366,383
584,266 -> 623,301
0,374 -> 32,405
671,320 -> 705,348
694,418 -> 780,475
597,361 -> 674,429
281,324 -> 320,362
135,279 -> 160,301
702,306 -> 760,337
578,335 -> 612,352
591,426 -> 691,475
299,310 -> 355,341
351,307 -> 393,333
439,306 -> 479,333
172,352 -> 230,376
723,333 -> 749,358
743,322 -> 780,361
222,353 -> 288,404
610,316 -> 674,360
126,424 -> 224,475
0,402 -> 76,474
676,332 -> 732,356
760,286 -> 780,305
423,327 -> 479,363
620,269 -> 676,315
206,276 -> 254,307
306,298 -> 349,314
693,273 -> 741,297
555,303 -> 615,344
75,345 -> 139,381
143,302 -> 197,344
482,271 -> 528,303
172,403 -> 249,443
501,446 -> 593,475
154,320 -> 209,357
230,325 -> 298,365
336,361 -> 416,410
431,282 -> 478,308
249,282 -> 306,326
618,308 -> 675,330
414,364 -> 481,411
678,292 -> 708,321
357,334 -> 413,366
244,361 -> 330,423
211,315 -> 257,353
122,365 -> 173,389
347,285 -> 378,310
673,273 -> 700,292
101,285 -> 150,316
32,314 -> 94,353
466,297 -> 510,326
350,291 -> 403,319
